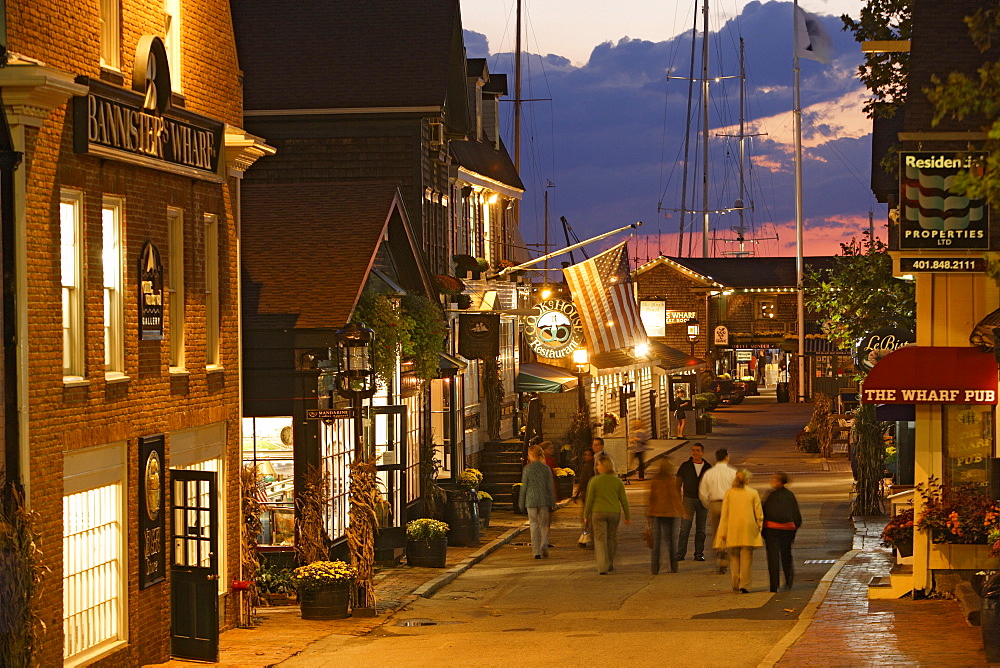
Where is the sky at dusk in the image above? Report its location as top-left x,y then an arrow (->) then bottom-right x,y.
460,0 -> 883,262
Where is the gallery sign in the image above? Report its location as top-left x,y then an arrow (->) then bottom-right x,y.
73,37 -> 223,180
139,434 -> 166,588
139,241 -> 164,341
458,313 -> 501,359
899,151 -> 989,250
523,299 -> 584,359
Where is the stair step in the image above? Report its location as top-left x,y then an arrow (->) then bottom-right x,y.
869,576 -> 891,588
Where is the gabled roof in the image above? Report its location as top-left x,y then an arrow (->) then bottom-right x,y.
451,138 -> 525,192
242,182 -> 433,329
232,0 -> 468,121
634,256 -> 836,289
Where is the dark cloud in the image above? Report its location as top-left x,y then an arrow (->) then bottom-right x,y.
464,0 -> 877,259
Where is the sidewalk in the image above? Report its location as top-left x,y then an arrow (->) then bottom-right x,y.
765,517 -> 991,666
149,500 -> 571,668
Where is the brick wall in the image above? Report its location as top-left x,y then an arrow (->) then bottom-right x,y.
7,0 -> 244,664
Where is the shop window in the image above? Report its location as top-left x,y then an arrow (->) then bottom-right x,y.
60,191 -> 84,379
102,198 -> 124,375
242,417 -> 295,546
168,208 -> 185,370
100,0 -> 121,71
204,214 -> 220,367
163,0 -> 182,92
320,419 -> 353,542
63,444 -> 126,662
943,405 -> 995,484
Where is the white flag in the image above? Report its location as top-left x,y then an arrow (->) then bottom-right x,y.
795,5 -> 833,64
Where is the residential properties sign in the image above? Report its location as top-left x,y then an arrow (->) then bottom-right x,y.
898,151 -> 989,250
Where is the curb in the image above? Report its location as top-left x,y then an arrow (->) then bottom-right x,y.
756,548 -> 860,667
412,523 -> 528,598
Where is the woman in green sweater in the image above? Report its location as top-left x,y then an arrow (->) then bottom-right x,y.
584,454 -> 631,574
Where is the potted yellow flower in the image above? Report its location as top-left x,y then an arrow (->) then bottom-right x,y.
291,560 -> 357,619
445,468 -> 483,547
406,519 -> 449,568
555,467 -> 575,500
478,490 -> 493,528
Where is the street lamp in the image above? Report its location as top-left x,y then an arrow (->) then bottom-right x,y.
335,322 -> 376,458
573,347 -> 589,413
686,317 -> 700,357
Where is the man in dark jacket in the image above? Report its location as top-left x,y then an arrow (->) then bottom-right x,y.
675,442 -> 711,561
762,472 -> 803,592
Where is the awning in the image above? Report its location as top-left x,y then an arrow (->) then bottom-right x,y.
438,352 -> 467,374
649,341 -> 705,374
516,362 -> 578,393
861,346 -> 998,405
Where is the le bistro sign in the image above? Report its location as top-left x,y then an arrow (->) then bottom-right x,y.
73,36 -> 223,180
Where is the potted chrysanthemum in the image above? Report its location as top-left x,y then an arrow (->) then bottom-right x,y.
881,508 -> 914,558
478,490 -> 493,527
406,519 -> 450,568
291,560 -> 357,619
555,467 -> 575,500
444,468 -> 483,547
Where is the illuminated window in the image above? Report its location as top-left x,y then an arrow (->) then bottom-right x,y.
168,208 -> 185,370
61,191 -> 84,379
943,405 -> 995,484
99,0 -> 121,70
102,198 -> 124,375
63,444 -> 126,661
242,417 -> 295,546
204,214 -> 220,367
757,298 -> 776,320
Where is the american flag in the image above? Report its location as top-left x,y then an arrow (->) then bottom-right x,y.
562,241 -> 647,355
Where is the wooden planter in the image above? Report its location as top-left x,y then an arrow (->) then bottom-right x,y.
929,543 -> 1000,570
406,537 -> 448,568
557,477 -> 574,500
479,499 -> 493,527
299,581 -> 352,620
444,488 -> 480,547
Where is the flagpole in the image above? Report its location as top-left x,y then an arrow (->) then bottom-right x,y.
793,0 -> 806,403
489,222 -> 642,278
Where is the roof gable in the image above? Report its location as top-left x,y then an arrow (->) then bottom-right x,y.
635,256 -> 836,289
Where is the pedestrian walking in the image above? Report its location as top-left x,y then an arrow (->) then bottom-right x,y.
590,437 -> 606,475
762,472 -> 802,592
584,453 -> 631,574
647,459 -> 683,574
675,442 -> 711,562
674,387 -> 693,438
519,444 -> 556,559
715,469 -> 763,593
628,418 -> 651,480
699,448 -> 737,574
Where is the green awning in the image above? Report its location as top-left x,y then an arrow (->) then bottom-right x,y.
516,362 -> 578,393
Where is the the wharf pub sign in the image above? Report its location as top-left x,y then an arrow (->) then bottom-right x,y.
524,298 -> 584,359
899,151 -> 989,250
73,36 -> 223,179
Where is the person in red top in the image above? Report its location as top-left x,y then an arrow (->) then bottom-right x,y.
762,472 -> 803,592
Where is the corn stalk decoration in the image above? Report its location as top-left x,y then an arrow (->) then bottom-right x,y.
347,457 -> 379,609
851,403 -> 891,516
482,356 -> 504,440
0,482 -> 47,667
810,393 -> 833,457
294,465 -> 331,565
239,466 -> 264,624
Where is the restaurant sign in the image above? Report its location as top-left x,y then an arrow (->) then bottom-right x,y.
524,299 -> 584,359
899,151 -> 989,250
73,37 -> 223,180
139,434 -> 166,588
863,387 -> 996,404
853,328 -> 914,372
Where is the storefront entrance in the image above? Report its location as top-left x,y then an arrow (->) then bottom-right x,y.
170,470 -> 219,662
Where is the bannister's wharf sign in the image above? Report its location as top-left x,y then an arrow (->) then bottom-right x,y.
73,79 -> 223,180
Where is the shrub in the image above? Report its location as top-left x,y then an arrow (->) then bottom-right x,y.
916,477 -> 998,544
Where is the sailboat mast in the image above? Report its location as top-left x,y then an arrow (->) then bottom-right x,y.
514,0 -> 522,171
701,0 -> 710,258
677,6 -> 699,257
737,38 -> 746,256
793,0 -> 805,402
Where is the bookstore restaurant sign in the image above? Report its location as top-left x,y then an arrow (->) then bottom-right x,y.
72,36 -> 223,180
860,346 -> 998,405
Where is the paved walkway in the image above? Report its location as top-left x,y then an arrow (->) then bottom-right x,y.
768,520 -> 991,667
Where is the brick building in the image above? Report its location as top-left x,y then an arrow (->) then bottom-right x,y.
0,0 -> 269,663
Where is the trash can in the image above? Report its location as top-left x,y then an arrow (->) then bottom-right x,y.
982,571 -> 1000,662
776,382 -> 790,403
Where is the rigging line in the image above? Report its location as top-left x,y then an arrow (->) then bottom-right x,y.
678,0 -> 699,257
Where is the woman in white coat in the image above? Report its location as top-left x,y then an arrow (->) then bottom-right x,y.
714,469 -> 763,593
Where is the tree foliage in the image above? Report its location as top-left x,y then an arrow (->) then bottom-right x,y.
840,0 -> 912,119
804,232 -> 916,351
925,5 -> 1000,209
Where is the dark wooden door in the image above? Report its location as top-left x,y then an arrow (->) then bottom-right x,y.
170,469 -> 219,662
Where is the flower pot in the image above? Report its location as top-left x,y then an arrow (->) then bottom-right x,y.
299,581 -> 352,620
444,488 -> 480,547
704,419 -> 713,434
406,537 -> 448,568
695,418 -> 707,435
557,477 -> 574,500
894,539 -> 913,558
479,499 -> 493,527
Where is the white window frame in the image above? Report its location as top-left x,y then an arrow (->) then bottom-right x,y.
102,198 -> 125,377
163,0 -> 182,93
99,0 -> 121,71
63,443 -> 127,665
204,214 -> 220,368
61,190 -> 85,381
168,207 -> 186,371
